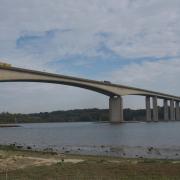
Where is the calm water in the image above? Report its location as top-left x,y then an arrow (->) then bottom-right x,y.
1,121 -> 180,158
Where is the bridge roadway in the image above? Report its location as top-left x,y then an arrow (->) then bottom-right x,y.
0,66 -> 180,122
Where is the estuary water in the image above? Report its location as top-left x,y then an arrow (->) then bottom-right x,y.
1,121 -> 180,159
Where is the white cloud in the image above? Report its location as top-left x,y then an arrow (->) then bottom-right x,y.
110,59 -> 180,93
1,0 -> 180,65
0,0 -> 180,113
109,58 -> 180,109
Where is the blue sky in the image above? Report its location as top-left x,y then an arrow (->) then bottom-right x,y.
0,0 -> 180,113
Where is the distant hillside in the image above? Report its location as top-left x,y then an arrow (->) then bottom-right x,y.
0,107 -> 166,124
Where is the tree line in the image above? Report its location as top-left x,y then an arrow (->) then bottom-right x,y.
0,107 -> 168,124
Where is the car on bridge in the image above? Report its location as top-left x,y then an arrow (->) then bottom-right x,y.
103,81 -> 111,84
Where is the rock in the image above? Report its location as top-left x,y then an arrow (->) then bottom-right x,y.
148,147 -> 154,152
27,146 -> 32,150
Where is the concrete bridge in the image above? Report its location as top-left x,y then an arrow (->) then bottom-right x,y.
0,66 -> 180,122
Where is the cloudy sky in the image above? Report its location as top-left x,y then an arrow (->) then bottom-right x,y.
0,0 -> 180,113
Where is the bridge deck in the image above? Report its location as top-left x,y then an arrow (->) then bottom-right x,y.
0,66 -> 180,101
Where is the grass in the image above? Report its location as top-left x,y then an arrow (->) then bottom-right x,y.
1,160 -> 180,180
0,146 -> 180,179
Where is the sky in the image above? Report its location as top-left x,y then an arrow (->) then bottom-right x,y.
0,0 -> 180,113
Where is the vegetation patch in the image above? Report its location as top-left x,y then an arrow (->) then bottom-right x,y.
0,148 -> 180,179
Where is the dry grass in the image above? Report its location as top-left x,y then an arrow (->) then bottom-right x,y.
0,148 -> 180,179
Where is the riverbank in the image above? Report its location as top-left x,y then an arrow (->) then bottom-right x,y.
0,145 -> 180,179
4,142 -> 180,160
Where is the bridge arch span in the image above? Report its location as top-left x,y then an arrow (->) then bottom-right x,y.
0,67 -> 149,97
0,66 -> 180,123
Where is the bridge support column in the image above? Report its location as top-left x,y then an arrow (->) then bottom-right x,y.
170,99 -> 175,120
163,99 -> 169,121
175,101 -> 180,120
109,96 -> 123,123
146,96 -> 151,121
153,96 -> 158,121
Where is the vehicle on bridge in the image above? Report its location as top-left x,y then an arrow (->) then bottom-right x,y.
103,81 -> 111,84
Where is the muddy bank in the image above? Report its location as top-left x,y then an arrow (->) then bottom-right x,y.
3,143 -> 180,160
53,145 -> 180,159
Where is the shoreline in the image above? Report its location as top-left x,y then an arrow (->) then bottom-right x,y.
1,144 -> 180,179
1,143 -> 180,160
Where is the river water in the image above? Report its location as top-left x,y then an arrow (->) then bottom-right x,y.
1,121 -> 180,159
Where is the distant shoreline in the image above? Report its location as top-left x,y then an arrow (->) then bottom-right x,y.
0,107 -> 170,124
0,124 -> 21,128
0,108 -> 158,124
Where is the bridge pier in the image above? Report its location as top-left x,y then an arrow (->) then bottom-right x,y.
153,96 -> 158,121
175,101 -> 180,120
170,99 -> 175,120
163,99 -> 169,121
146,96 -> 151,121
109,96 -> 123,123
